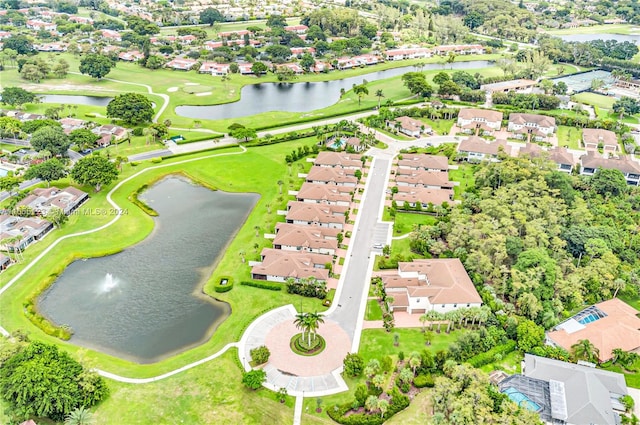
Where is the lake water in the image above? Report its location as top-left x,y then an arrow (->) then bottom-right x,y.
40,94 -> 113,107
38,176 -> 259,363
175,60 -> 494,120
557,33 -> 640,44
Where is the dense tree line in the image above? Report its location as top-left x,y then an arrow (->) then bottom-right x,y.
409,155 -> 640,326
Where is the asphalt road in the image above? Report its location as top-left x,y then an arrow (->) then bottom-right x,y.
328,158 -> 390,338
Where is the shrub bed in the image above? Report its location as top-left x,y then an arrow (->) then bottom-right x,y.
290,333 -> 326,356
214,276 -> 233,293
327,387 -> 410,425
128,184 -> 158,216
413,373 -> 434,388
466,340 -> 517,368
240,280 -> 282,291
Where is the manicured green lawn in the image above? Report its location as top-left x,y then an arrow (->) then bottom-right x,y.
358,328 -> 465,363
393,212 -> 437,236
572,92 -> 616,109
377,126 -> 415,141
365,299 -> 384,320
0,139 -> 326,377
556,125 -> 582,150
619,295 -> 640,311
449,163 -> 475,199
601,363 -> 640,389
420,118 -> 454,135
544,24 -> 636,35
0,143 -> 23,153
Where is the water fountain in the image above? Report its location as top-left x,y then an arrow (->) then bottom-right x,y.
101,273 -> 118,293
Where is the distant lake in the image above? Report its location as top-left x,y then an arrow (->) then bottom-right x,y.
40,95 -> 113,107
557,33 -> 640,44
176,60 -> 494,120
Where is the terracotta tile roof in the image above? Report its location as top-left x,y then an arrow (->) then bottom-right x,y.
458,108 -> 503,122
518,142 -> 544,158
251,248 -> 331,281
394,116 -> 429,133
395,170 -> 453,189
580,151 -> 640,174
286,201 -> 347,225
509,113 -> 556,128
582,128 -> 619,149
383,259 -> 482,305
458,136 -> 512,156
273,223 -> 339,251
397,154 -> 449,171
296,183 -> 352,204
549,146 -> 575,166
547,299 -> 640,361
306,166 -> 358,185
394,187 -> 452,205
314,152 -> 362,168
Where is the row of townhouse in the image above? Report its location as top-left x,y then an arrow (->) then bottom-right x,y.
384,44 -> 484,61
0,187 -> 88,256
392,153 -> 454,209
459,135 -> 640,186
250,151 -> 365,283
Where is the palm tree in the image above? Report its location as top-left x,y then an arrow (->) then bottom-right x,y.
377,399 -> 389,418
306,311 -> 325,345
365,395 -> 378,413
294,311 -> 309,343
239,250 -> 246,263
409,352 -> 421,375
254,225 -> 260,237
65,406 -> 95,425
277,180 -> 284,194
353,84 -> 369,106
571,339 -> 600,363
375,89 -> 384,108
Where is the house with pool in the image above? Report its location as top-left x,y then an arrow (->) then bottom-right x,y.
546,298 -> 640,363
496,354 -> 628,425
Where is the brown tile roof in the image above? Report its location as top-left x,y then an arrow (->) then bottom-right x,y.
286,201 -> 347,225
549,147 -> 575,166
395,170 -> 454,189
458,136 -> 512,156
547,299 -> 640,362
394,186 -> 453,206
458,108 -> 503,122
306,166 -> 358,185
397,154 -> 449,171
251,248 -> 331,281
383,259 -> 482,305
273,223 -> 339,251
17,187 -> 88,214
314,152 -> 362,168
394,116 -> 430,133
518,143 -> 543,158
582,128 -> 619,149
580,151 -> 640,174
509,113 -> 556,128
296,183 -> 352,204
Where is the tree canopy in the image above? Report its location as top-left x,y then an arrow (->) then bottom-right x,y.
71,154 -> 119,192
1,87 -> 36,107
30,126 -> 71,156
79,54 -> 114,79
199,7 -> 224,26
24,158 -> 67,185
0,341 -> 109,422
106,93 -> 154,125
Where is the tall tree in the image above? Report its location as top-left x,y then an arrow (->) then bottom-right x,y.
199,7 -> 224,26
0,87 -> 36,108
24,158 -> 67,186
79,54 -> 114,79
352,84 -> 369,106
30,126 -> 71,156
71,155 -> 119,192
107,93 -> 154,125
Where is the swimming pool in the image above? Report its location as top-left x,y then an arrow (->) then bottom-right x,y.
0,167 -> 8,177
578,313 -> 601,325
503,387 -> 542,412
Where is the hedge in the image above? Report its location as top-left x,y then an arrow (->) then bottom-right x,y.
240,280 -> 282,291
413,373 -> 434,388
327,387 -> 410,425
466,340 -> 517,368
175,133 -> 224,144
214,277 -> 234,293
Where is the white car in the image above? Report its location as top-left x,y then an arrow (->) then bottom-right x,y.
373,243 -> 384,249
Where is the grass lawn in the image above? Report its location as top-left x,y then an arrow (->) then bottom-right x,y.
572,92 -> 616,110
544,24 -> 637,35
556,125 -> 583,150
386,390 -> 433,424
419,118 -> 454,135
0,138 -> 328,377
365,299 -> 384,320
376,126 -> 415,141
0,143 -> 24,153
358,328 -> 465,363
393,212 -> 437,236
619,295 -> 640,311
480,350 -> 523,375
449,163 -> 475,199
601,363 -> 640,389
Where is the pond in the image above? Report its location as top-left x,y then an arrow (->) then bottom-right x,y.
38,176 -> 259,363
40,94 -> 113,107
175,60 -> 494,120
556,33 -> 640,44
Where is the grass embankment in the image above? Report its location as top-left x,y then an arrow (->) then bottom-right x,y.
544,24 -> 638,35
0,138 -> 325,378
